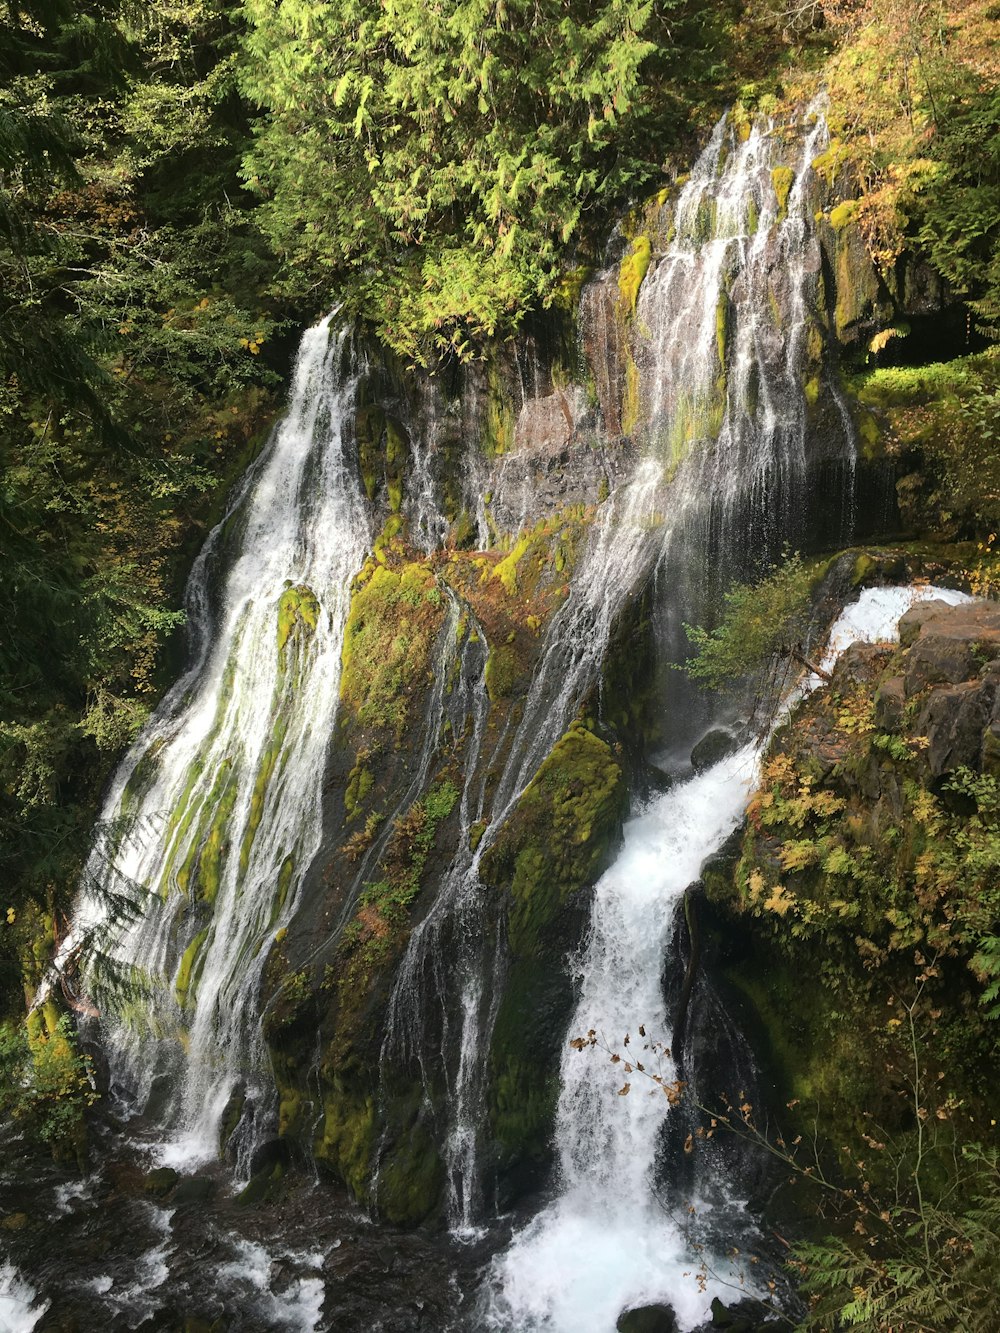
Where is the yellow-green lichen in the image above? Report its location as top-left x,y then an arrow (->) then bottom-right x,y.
618,235 -> 652,314
829,198 -> 860,232
771,166 -> 795,222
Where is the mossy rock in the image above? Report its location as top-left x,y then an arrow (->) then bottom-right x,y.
619,235 -> 652,314
276,584 -> 320,664
143,1166 -> 180,1198
340,561 -> 445,737
375,1098 -> 444,1226
481,722 -> 626,1179
481,722 -> 626,958
771,165 -> 794,222
315,1080 -> 375,1201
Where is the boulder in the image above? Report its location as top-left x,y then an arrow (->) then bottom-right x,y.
142,1166 -> 179,1198
616,1304 -> 678,1333
691,728 -> 739,773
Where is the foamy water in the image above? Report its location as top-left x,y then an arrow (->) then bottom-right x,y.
483,584 -> 971,1330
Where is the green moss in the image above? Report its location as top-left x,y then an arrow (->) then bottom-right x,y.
484,643 -> 518,701
479,723 -> 624,1171
272,854 -> 295,923
340,561 -> 444,737
804,375 -> 821,406
345,760 -> 374,817
855,359 -> 975,408
771,165 -> 795,222
174,928 -> 209,1007
276,584 -> 320,664
493,532 -> 533,596
856,407 -> 881,459
238,716 -> 288,876
851,553 -> 878,586
236,1161 -> 283,1207
716,289 -> 731,370
829,198 -> 860,231
316,1084 -> 375,1200
621,349 -> 641,436
811,138 -> 845,186
375,1110 -> 444,1226
488,958 -> 564,1168
618,235 -> 652,314
484,362 -> 515,457
481,722 -> 625,958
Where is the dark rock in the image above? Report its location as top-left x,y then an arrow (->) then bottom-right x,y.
616,1303 -> 678,1333
142,1166 -> 179,1198
513,392 -> 575,454
829,641 -> 891,690
172,1176 -> 216,1206
903,635 -> 977,697
917,679 -> 994,777
873,674 -> 905,730
249,1136 -> 290,1177
709,1295 -> 761,1330
691,728 -> 739,773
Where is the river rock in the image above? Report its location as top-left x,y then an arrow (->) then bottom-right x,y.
142,1166 -> 179,1197
616,1303 -> 678,1333
691,728 -> 739,773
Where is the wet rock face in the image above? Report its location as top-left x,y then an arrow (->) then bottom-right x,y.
894,599 -> 1000,777
826,599 -> 1000,780
616,1304 -> 678,1333
489,384 -> 625,532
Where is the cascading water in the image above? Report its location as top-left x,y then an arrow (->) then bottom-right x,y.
58,317 -> 372,1170
482,584 -> 971,1332
382,104 -> 856,1236
24,98 -> 904,1333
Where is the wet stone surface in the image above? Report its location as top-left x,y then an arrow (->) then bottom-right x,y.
0,1122 -> 502,1332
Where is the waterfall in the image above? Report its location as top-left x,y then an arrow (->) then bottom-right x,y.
482,584 -> 970,1332
382,105 -> 855,1233
0,1263 -> 48,1332
59,318 -> 372,1170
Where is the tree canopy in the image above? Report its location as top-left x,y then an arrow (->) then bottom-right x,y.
240,0 -> 723,362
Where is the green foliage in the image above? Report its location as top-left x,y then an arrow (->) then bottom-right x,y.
856,349 -> 1000,538
914,76 -> 1000,339
0,0 -> 285,1008
682,553 -> 814,692
0,1014 -> 96,1148
240,0 -> 725,362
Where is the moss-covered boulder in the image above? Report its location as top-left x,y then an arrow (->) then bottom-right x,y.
480,721 -> 627,1192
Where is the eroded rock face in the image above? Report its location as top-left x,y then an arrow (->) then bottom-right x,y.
826,599 -> 1000,779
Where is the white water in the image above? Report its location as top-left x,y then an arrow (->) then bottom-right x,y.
0,1263 -> 48,1332
386,105 -> 857,1232
57,317 -> 372,1169
484,584 -> 970,1331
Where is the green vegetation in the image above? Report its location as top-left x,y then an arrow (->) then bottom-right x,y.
0,1014 -> 95,1155
240,0 -> 727,363
708,613 -> 1000,1329
682,553 -> 816,693
340,560 -> 446,739
854,349 -> 1000,538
